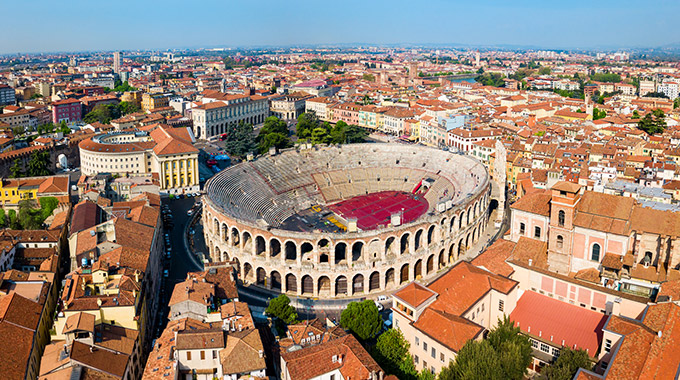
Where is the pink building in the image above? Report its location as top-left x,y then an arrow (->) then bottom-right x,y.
52,98 -> 82,124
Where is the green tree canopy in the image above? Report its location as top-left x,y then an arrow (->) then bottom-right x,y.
440,317 -> 531,380
265,294 -> 298,325
593,107 -> 607,120
637,109 -> 667,135
543,347 -> 592,380
296,112 -> 320,140
10,159 -> 24,178
475,73 -> 506,87
257,116 -> 292,154
0,209 -> 6,228
372,329 -> 418,380
538,66 -> 552,75
589,73 -> 621,83
340,300 -> 382,341
223,121 -> 256,158
27,150 -> 51,177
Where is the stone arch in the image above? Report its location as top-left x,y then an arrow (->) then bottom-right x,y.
335,276 -> 348,296
450,216 -> 456,233
300,242 -> 313,259
369,271 -> 381,292
231,227 -> 240,247
400,233 -> 410,255
459,211 -> 465,229
467,208 -> 472,225
414,229 -> 424,251
439,249 -> 446,269
255,236 -> 266,256
285,274 -> 297,293
221,249 -> 229,262
318,238 -> 330,252
458,238 -> 465,257
318,276 -> 331,297
385,236 -> 397,256
302,275 -> 314,295
285,241 -> 297,261
213,218 -> 219,235
400,263 -> 410,284
222,223 -> 229,243
271,271 -> 282,291
414,259 -> 423,280
474,201 -> 479,219
243,263 -> 254,283
440,217 -> 448,239
270,238 -> 281,258
352,274 -> 364,294
385,268 -> 395,288
426,254 -> 434,274
427,225 -> 435,246
242,231 -> 252,253
449,243 -> 456,262
352,241 -> 364,262
335,242 -> 347,264
320,252 -> 329,263
256,267 -> 266,286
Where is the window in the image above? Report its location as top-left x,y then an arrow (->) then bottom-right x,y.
605,339 -> 612,353
551,347 -> 560,357
212,350 -> 217,359
498,300 -> 504,312
519,223 -> 526,235
540,343 -> 550,353
643,252 -> 653,266
591,243 -> 601,262
423,342 -> 428,352
531,339 -> 539,349
558,210 -> 565,226
200,351 -> 205,360
431,347 -> 436,358
330,375 -> 335,380
534,226 -> 541,239
440,353 -> 445,362
601,361 -> 609,370
186,351 -> 192,360
415,337 -> 419,347
556,235 -> 564,249
414,355 -> 419,364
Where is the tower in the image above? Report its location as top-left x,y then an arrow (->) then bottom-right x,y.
547,181 -> 582,275
409,62 -> 418,81
475,50 -> 480,68
113,52 -> 121,74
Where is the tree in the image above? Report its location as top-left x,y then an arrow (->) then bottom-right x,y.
84,104 -> 120,124
543,347 -> 591,380
637,109 -> 667,135
295,112 -> 320,140
58,120 -> 71,134
39,196 -> 59,220
258,132 -> 291,154
265,294 -> 298,324
312,126 -> 332,145
487,316 -> 532,380
475,73 -> 505,87
589,73 -> 621,83
118,101 -> 140,116
439,340 -> 504,380
0,208 -> 6,228
538,66 -> 552,75
18,200 -> 43,230
344,124 -> 368,143
26,150 -> 51,177
10,159 -> 24,178
418,368 -> 435,380
8,209 -> 19,229
372,329 -> 417,379
593,107 -> 607,120
340,300 -> 382,341
632,110 -> 641,119
643,91 -> 668,99
362,73 -> 375,82
441,317 -> 531,380
223,121 -> 256,158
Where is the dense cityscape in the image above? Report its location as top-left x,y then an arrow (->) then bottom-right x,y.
2,4 -> 680,380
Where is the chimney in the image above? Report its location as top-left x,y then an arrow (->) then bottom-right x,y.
96,298 -> 102,307
338,355 -> 343,364
539,331 -> 542,338
528,259 -> 533,266
658,330 -> 663,338
238,324 -> 242,331
258,350 -> 263,358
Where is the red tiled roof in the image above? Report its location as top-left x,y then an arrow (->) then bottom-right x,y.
509,291 -> 607,357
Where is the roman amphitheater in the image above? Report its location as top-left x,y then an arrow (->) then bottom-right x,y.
203,143 -> 493,299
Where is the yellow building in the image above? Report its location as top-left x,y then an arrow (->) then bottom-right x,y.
141,92 -> 170,112
0,175 -> 70,209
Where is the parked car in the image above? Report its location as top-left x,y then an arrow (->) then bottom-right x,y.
187,209 -> 193,216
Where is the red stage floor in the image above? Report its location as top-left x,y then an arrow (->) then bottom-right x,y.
328,191 -> 429,230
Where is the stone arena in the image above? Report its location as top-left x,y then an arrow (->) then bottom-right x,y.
203,143 -> 492,298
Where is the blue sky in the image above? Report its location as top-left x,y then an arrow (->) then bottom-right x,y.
2,0 -> 678,54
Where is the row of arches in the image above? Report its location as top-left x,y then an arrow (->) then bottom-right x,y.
207,191 -> 490,266
215,219 -> 488,297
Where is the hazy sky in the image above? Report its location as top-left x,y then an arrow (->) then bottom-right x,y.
2,0 -> 678,54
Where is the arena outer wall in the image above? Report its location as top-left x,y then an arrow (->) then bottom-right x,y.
203,145 -> 492,299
